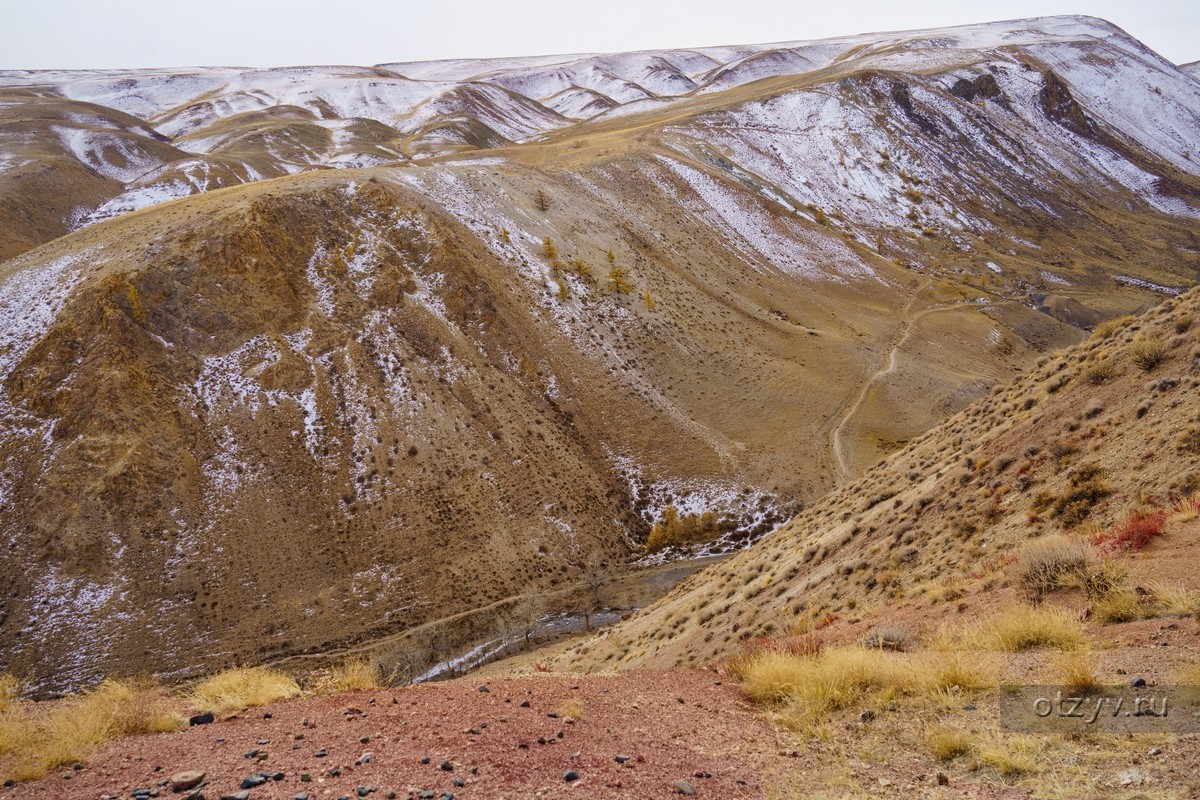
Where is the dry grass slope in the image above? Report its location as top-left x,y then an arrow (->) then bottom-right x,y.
0,678 -> 182,782
553,284 -> 1200,679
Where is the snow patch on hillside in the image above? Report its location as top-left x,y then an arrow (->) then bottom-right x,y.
0,251 -> 92,383
78,181 -> 192,227
18,566 -> 130,695
52,125 -> 164,183
656,155 -> 874,283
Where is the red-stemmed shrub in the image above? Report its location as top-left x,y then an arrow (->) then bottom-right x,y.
1092,509 -> 1167,552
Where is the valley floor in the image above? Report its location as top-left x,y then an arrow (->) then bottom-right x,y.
2,670 -> 779,800
7,611 -> 1199,800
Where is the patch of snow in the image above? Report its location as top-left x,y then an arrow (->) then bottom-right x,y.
18,567 -> 123,695
1113,275 -> 1183,295
52,125 -> 165,183
76,180 -> 192,228
655,154 -> 875,283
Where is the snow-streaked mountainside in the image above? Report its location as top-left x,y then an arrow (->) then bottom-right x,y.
1,16 -> 1200,693
3,15 -> 1200,260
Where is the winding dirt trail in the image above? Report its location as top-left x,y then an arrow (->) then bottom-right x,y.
829,284 -> 984,481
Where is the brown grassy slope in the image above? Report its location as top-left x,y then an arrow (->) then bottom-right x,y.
551,285 -> 1200,672
0,145 -> 1079,695
0,92 -> 163,259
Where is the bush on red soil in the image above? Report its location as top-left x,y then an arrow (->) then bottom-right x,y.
1092,509 -> 1167,552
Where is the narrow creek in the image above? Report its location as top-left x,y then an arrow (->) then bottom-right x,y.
408,554 -> 730,683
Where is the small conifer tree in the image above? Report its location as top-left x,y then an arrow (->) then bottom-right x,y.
607,265 -> 633,294
569,257 -> 592,281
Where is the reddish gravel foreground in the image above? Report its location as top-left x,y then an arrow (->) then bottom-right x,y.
3,670 -> 772,800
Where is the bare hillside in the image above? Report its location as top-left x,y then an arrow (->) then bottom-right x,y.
553,284 -> 1200,671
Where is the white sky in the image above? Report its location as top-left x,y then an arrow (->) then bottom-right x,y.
2,0 -> 1197,71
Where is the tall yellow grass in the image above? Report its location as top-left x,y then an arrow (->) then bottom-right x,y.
741,646 -> 996,726
1054,652 -> 1103,692
954,606 -> 1086,652
0,679 -> 183,782
189,666 -> 300,714
307,658 -> 382,695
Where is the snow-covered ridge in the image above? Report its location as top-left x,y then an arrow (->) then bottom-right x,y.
2,14 -> 1198,240
0,16 -> 1169,136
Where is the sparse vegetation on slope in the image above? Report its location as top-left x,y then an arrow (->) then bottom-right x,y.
554,281 -> 1200,680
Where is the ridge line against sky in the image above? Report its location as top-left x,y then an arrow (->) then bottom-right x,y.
1,0 -> 1197,71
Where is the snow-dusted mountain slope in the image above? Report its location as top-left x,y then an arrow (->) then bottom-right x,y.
1,16 -> 1199,692
3,15 -> 1198,261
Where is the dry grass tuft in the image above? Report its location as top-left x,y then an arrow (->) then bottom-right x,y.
189,666 -> 300,714
926,726 -> 973,761
1054,652 -> 1103,692
1148,582 -> 1200,617
557,698 -> 584,720
307,658 -> 382,695
1092,581 -> 1200,623
741,647 -> 995,725
726,628 -> 822,680
1091,315 -> 1134,340
973,735 -> 1039,777
1092,587 -> 1147,623
1129,337 -> 1167,371
1,679 -> 183,782
934,653 -> 998,693
1084,360 -> 1117,384
1010,536 -> 1094,603
957,606 -> 1086,652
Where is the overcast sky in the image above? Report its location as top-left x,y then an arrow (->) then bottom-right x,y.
2,0 -> 1197,71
